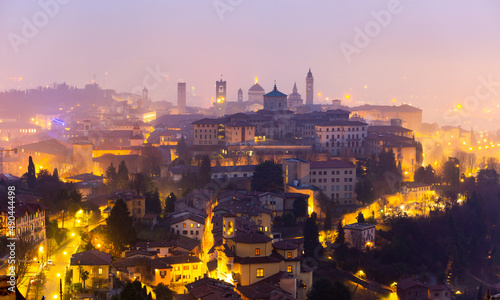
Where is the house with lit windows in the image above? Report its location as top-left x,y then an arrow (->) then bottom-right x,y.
344,222 -> 376,251
215,214 -> 313,295
0,199 -> 47,243
102,191 -> 145,221
169,212 -> 205,240
314,120 -> 368,156
70,250 -> 112,292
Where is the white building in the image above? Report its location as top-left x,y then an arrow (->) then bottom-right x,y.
315,121 -> 368,156
309,160 -> 357,205
344,222 -> 375,251
169,212 -> 205,240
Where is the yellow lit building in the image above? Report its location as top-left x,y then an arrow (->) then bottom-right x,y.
70,250 -> 112,291
216,214 -> 311,290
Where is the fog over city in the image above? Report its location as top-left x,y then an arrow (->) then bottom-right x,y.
1,1 -> 500,300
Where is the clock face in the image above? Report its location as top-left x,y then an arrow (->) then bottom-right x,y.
307,84 -> 312,89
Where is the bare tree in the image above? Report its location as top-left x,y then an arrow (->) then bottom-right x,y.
14,233 -> 38,287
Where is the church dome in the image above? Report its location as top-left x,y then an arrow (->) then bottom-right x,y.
249,83 -> 265,92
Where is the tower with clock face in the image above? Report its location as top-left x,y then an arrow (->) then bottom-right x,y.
215,79 -> 227,116
306,68 -> 314,106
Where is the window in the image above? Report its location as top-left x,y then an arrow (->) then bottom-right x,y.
193,265 -> 198,269
190,223 -> 194,228
287,252 -> 292,258
183,223 -> 186,228
98,268 -> 103,275
255,248 -> 260,256
256,268 -> 264,278
287,265 -> 292,273
183,265 -> 190,270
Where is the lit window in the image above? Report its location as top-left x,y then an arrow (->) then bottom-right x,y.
98,268 -> 102,275
190,223 -> 193,228
183,223 -> 186,228
287,252 -> 292,258
255,248 -> 260,256
287,265 -> 292,273
256,268 -> 264,278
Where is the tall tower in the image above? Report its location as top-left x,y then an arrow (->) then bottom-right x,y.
215,78 -> 227,116
237,88 -> 243,102
306,68 -> 314,106
177,82 -> 186,113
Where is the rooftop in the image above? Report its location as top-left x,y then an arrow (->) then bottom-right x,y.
229,232 -> 272,244
309,159 -> 355,169
344,223 -> 375,230
70,250 -> 112,266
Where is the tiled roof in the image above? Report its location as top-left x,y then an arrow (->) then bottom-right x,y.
18,138 -> 72,157
352,104 -> 422,113
159,255 -> 202,265
368,125 -> 413,133
70,250 -> 112,266
169,213 -> 206,226
273,240 -> 298,250
230,232 -> 272,244
309,159 -> 355,169
66,173 -> 104,182
316,120 -> 367,127
192,118 -> 222,125
234,256 -> 281,264
344,223 -> 375,230
264,85 -> 287,97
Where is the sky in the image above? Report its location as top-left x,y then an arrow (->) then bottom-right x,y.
1,0 -> 500,123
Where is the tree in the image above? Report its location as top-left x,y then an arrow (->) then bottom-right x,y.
117,160 -> 129,189
106,162 -> 118,190
146,188 -> 162,214
175,135 -> 190,165
414,165 -> 436,184
334,220 -> 345,245
106,199 -> 136,253
354,178 -> 375,205
303,212 -> 323,258
283,212 -> 296,227
315,191 -> 330,219
443,157 -> 460,187
52,168 -> 59,182
356,212 -> 365,223
476,169 -> 499,187
199,155 -> 212,185
164,192 -> 177,215
120,280 -> 149,300
293,197 -> 308,219
27,156 -> 37,189
307,278 -> 351,300
79,265 -> 90,290
251,161 -> 284,192
14,232 -> 37,287
153,283 -> 174,300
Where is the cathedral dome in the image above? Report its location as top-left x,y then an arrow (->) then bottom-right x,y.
249,83 -> 265,92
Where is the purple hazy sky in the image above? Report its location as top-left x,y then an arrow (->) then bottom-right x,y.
1,0 -> 500,122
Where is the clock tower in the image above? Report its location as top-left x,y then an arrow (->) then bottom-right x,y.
305,68 -> 314,106
214,78 -> 227,116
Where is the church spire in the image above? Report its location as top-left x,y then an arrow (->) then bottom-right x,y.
293,82 -> 298,93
